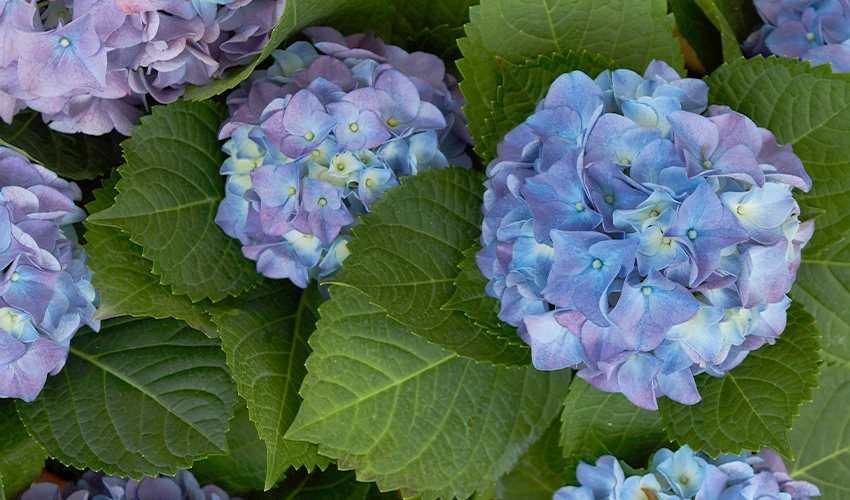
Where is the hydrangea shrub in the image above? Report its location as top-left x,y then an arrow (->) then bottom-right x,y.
555,446 -> 820,500
478,60 -> 813,410
215,27 -> 472,287
0,146 -> 98,402
745,0 -> 850,71
0,0 -> 284,135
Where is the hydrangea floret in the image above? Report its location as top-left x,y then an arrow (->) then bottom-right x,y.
745,0 -> 850,71
215,27 -> 472,286
554,446 -> 820,500
0,0 -> 285,135
0,146 -> 98,402
21,469 -> 238,500
478,60 -> 813,410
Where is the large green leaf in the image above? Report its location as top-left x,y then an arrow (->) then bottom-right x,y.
0,400 -> 46,499
86,100 -> 262,301
685,0 -> 761,65
330,167 -> 531,366
268,465 -> 398,500
658,302 -> 821,458
786,362 -> 850,499
458,0 -> 684,160
211,282 -> 329,490
706,56 -> 850,255
84,174 -> 219,336
17,317 -> 236,478
0,110 -> 123,180
496,420 -> 567,500
192,399 -> 267,494
560,379 -> 669,481
287,286 -> 570,500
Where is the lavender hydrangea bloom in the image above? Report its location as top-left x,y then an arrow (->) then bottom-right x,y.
746,0 -> 850,72
0,147 -> 99,402
215,28 -> 471,286
21,469 -> 240,500
479,60 -> 813,410
0,0 -> 285,135
553,445 -> 820,500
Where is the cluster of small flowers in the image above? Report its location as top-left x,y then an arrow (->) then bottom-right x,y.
215,27 -> 472,287
0,0 -> 285,135
555,446 -> 820,500
745,0 -> 850,72
0,147 -> 98,402
478,60 -> 813,410
21,469 -> 238,500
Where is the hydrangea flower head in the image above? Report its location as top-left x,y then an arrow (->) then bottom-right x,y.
0,0 -> 286,134
215,27 -> 471,286
478,60 -> 812,410
21,469 -> 239,500
745,0 -> 850,71
553,446 -> 820,500
0,147 -> 98,402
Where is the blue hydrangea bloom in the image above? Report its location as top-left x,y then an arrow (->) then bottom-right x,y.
746,0 -> 850,72
554,446 -> 820,500
0,147 -> 99,402
0,0 -> 285,135
21,469 -> 239,500
479,60 -> 813,410
216,27 -> 472,286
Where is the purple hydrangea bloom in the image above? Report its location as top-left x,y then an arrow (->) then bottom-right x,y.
745,0 -> 850,72
21,469 -> 240,500
479,60 -> 813,410
215,28 -> 472,286
553,445 -> 820,500
0,0 -> 285,135
0,147 -> 99,402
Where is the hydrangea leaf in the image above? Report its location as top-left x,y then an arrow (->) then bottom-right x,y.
668,0 -> 725,72
458,0 -> 684,161
0,400 -> 46,499
329,167 -> 531,366
496,420 -> 567,500
86,100 -> 263,302
83,173 -> 220,336
443,242 -> 523,345
706,56 -> 850,255
675,0 -> 761,67
191,399 -> 267,494
785,362 -> 850,499
0,110 -> 123,180
658,302 -> 821,458
560,379 -> 669,483
275,465 -> 398,499
210,282 -> 329,490
16,317 -> 236,478
287,286 -> 570,500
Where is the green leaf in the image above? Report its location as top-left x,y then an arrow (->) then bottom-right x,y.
443,242 -> 520,344
560,379 -> 668,482
211,282 -> 329,490
86,100 -> 263,302
686,0 -> 756,64
496,419 -> 567,500
192,399 -> 267,494
658,302 -> 821,458
705,56 -> 850,255
0,110 -> 123,180
84,174 -> 219,336
17,317 -> 236,478
287,286 -> 571,500
330,167 -> 531,366
458,0 -> 684,160
0,400 -> 46,499
786,362 -> 850,499
668,0 -> 724,72
270,464 -> 397,500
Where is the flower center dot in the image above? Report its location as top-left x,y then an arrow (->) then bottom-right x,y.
10,272 -> 19,282
662,237 -> 672,245
304,132 -> 314,141
604,194 -> 614,204
591,259 -> 603,269
649,210 -> 659,217
736,206 -> 746,215
679,475 -> 690,485
621,158 -> 631,165
687,229 -> 698,240
311,149 -> 320,157
575,202 -> 585,212
349,123 -> 359,132
336,163 -> 345,171
642,286 -> 652,296
59,37 -> 71,47
317,197 -> 327,206
387,117 -> 398,127
702,160 -> 712,169
287,186 -> 296,196
806,32 -> 816,42
365,178 -> 373,187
